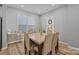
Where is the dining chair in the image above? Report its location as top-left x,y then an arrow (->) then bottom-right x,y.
52,32 -> 59,54
24,32 -> 32,55
42,34 -> 53,55
33,33 -> 53,55
47,29 -> 52,34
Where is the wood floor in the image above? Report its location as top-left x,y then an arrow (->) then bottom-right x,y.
0,41 -> 25,55
0,41 -> 79,55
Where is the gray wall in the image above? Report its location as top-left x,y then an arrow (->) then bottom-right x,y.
6,7 -> 39,32
2,5 -> 7,49
62,5 -> 79,48
41,6 -> 66,42
0,5 -> 40,48
0,7 -> 2,17
6,7 -> 39,43
41,5 -> 79,48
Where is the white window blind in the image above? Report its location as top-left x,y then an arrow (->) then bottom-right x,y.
17,15 -> 35,32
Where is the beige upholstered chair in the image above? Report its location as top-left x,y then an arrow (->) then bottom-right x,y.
52,32 -> 59,54
33,34 -> 53,55
24,32 -> 31,54
42,34 -> 53,55
47,30 -> 52,34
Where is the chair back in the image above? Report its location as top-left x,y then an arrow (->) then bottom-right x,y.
42,34 -> 53,55
52,32 -> 59,50
24,32 -> 30,51
47,30 -> 52,34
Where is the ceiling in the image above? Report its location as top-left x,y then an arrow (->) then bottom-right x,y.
7,4 -> 66,15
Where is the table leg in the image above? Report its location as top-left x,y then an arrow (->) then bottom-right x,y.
38,45 -> 42,55
38,43 -> 43,55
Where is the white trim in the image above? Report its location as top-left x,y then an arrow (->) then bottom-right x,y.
2,46 -> 7,50
68,46 -> 79,51
1,40 -> 22,50
59,41 -> 79,51
59,41 -> 69,45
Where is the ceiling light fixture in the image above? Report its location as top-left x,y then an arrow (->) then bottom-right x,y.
21,5 -> 24,8
52,4 -> 55,6
38,11 -> 41,14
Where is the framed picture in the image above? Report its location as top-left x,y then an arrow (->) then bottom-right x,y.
48,19 -> 52,24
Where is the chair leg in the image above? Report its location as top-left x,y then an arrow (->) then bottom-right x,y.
0,49 -> 2,51
34,51 -> 37,55
24,47 -> 27,54
47,51 -> 52,55
29,51 -> 31,55
25,50 -> 32,55
55,47 -> 58,54
25,49 -> 27,54
50,51 -> 52,55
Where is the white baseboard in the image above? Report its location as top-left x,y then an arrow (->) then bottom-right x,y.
59,41 -> 79,51
59,41 -> 69,45
68,46 -> 79,51
2,46 -> 7,50
1,40 -> 22,50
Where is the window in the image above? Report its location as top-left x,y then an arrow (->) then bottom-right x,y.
17,15 -> 35,32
